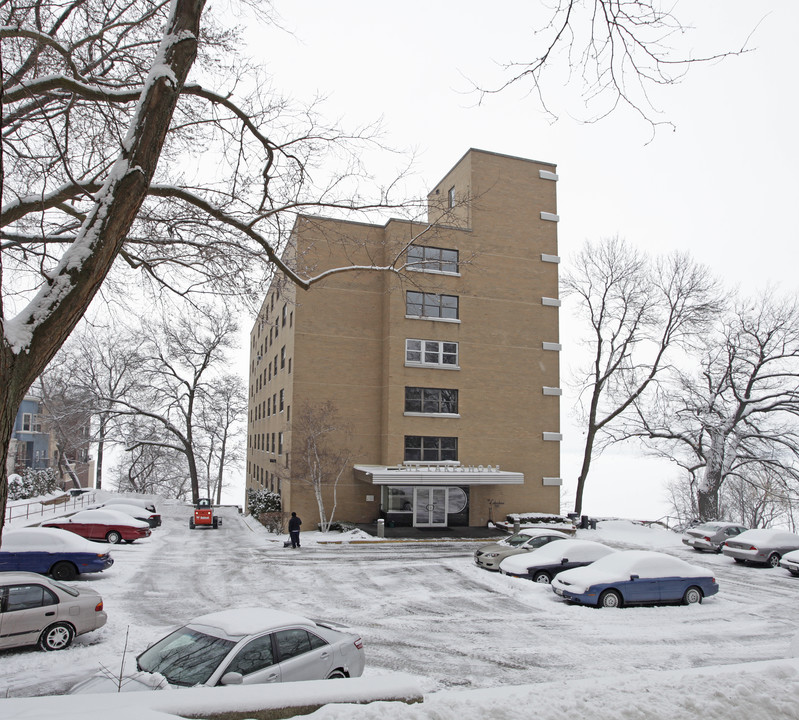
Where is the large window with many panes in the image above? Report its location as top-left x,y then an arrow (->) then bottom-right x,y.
407,245 -> 459,274
406,292 -> 458,320
405,339 -> 458,368
405,387 -> 459,414
404,436 -> 458,462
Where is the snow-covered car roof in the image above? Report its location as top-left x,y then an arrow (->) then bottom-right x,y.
101,503 -> 155,517
187,607 -> 318,638
61,508 -> 150,528
732,529 -> 799,545
499,539 -> 613,574
0,526 -> 105,553
687,521 -> 743,532
555,550 -> 711,587
514,528 -> 570,538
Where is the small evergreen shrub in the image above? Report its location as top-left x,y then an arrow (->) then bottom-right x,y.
8,468 -> 60,501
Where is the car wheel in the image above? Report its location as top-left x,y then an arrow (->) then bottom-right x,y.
532,571 -> 551,584
213,517 -> 219,529
106,530 -> 122,544
767,553 -> 781,568
189,518 -> 195,529
683,586 -> 703,605
733,558 -> 745,564
599,589 -> 622,608
50,561 -> 77,581
39,622 -> 74,651
327,669 -> 348,679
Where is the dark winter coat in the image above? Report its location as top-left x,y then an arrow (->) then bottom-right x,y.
288,515 -> 302,532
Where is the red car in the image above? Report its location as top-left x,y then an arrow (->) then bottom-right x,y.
44,508 -> 152,544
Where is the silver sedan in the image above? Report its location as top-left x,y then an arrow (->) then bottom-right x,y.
70,607 -> 365,691
682,522 -> 748,553
0,571 -> 107,651
474,529 -> 571,570
721,528 -> 799,567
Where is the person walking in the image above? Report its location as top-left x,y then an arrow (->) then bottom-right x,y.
288,511 -> 302,548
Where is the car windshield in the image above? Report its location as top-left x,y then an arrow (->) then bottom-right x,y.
505,533 -> 536,547
137,627 -> 236,686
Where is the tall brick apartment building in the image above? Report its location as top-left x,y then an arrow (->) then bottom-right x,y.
246,149 -> 562,529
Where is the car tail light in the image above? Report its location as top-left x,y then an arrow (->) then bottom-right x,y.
749,546 -> 758,551
95,601 -> 104,612
353,637 -> 363,650
703,536 -> 712,542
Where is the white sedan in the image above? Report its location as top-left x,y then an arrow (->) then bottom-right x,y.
779,549 -> 799,577
70,607 -> 365,691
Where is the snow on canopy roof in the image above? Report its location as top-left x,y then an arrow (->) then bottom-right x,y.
63,509 -> 150,528
1,526 -> 104,553
499,539 -> 613,573
187,607 -> 317,637
556,550 -> 709,587
735,529 -> 799,544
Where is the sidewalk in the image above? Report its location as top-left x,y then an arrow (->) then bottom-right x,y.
352,523 -> 507,541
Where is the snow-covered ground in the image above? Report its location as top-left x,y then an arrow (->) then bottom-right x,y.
2,493 -> 799,719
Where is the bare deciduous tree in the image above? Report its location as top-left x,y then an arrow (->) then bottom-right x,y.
291,401 -> 353,533
481,1 -> 752,130
633,292 -> 799,521
198,374 -> 246,504
565,237 -> 721,514
0,0 -> 425,537
105,307 -> 239,503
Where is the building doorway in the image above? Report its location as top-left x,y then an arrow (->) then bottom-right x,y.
413,487 -> 448,527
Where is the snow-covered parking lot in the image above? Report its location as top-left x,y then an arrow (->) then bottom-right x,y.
3,496 -> 799,718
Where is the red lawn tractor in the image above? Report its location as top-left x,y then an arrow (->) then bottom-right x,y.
190,498 -> 221,529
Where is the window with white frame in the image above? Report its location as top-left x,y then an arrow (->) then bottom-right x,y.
447,186 -> 455,208
404,435 -> 458,462
406,292 -> 458,320
405,387 -> 459,414
405,339 -> 458,368
407,245 -> 459,274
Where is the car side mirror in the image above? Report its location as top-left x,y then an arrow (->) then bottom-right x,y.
220,672 -> 243,686
630,574 -> 639,581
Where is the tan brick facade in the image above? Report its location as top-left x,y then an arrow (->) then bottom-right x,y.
246,149 -> 561,529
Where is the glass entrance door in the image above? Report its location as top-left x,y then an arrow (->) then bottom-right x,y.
413,487 -> 448,527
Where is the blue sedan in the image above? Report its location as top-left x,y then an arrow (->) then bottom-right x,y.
0,527 -> 114,581
551,550 -> 718,608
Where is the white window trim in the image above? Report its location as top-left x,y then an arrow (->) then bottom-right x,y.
405,315 -> 461,324
404,412 -> 461,419
406,267 -> 461,278
405,362 -> 461,371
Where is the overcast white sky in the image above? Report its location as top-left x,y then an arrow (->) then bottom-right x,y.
229,1 -> 799,519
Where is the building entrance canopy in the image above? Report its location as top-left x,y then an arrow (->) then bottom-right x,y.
354,464 -> 524,486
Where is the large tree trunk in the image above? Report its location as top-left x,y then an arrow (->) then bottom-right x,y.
0,0 -> 204,536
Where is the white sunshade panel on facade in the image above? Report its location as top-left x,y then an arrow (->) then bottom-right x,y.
354,465 -> 524,486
